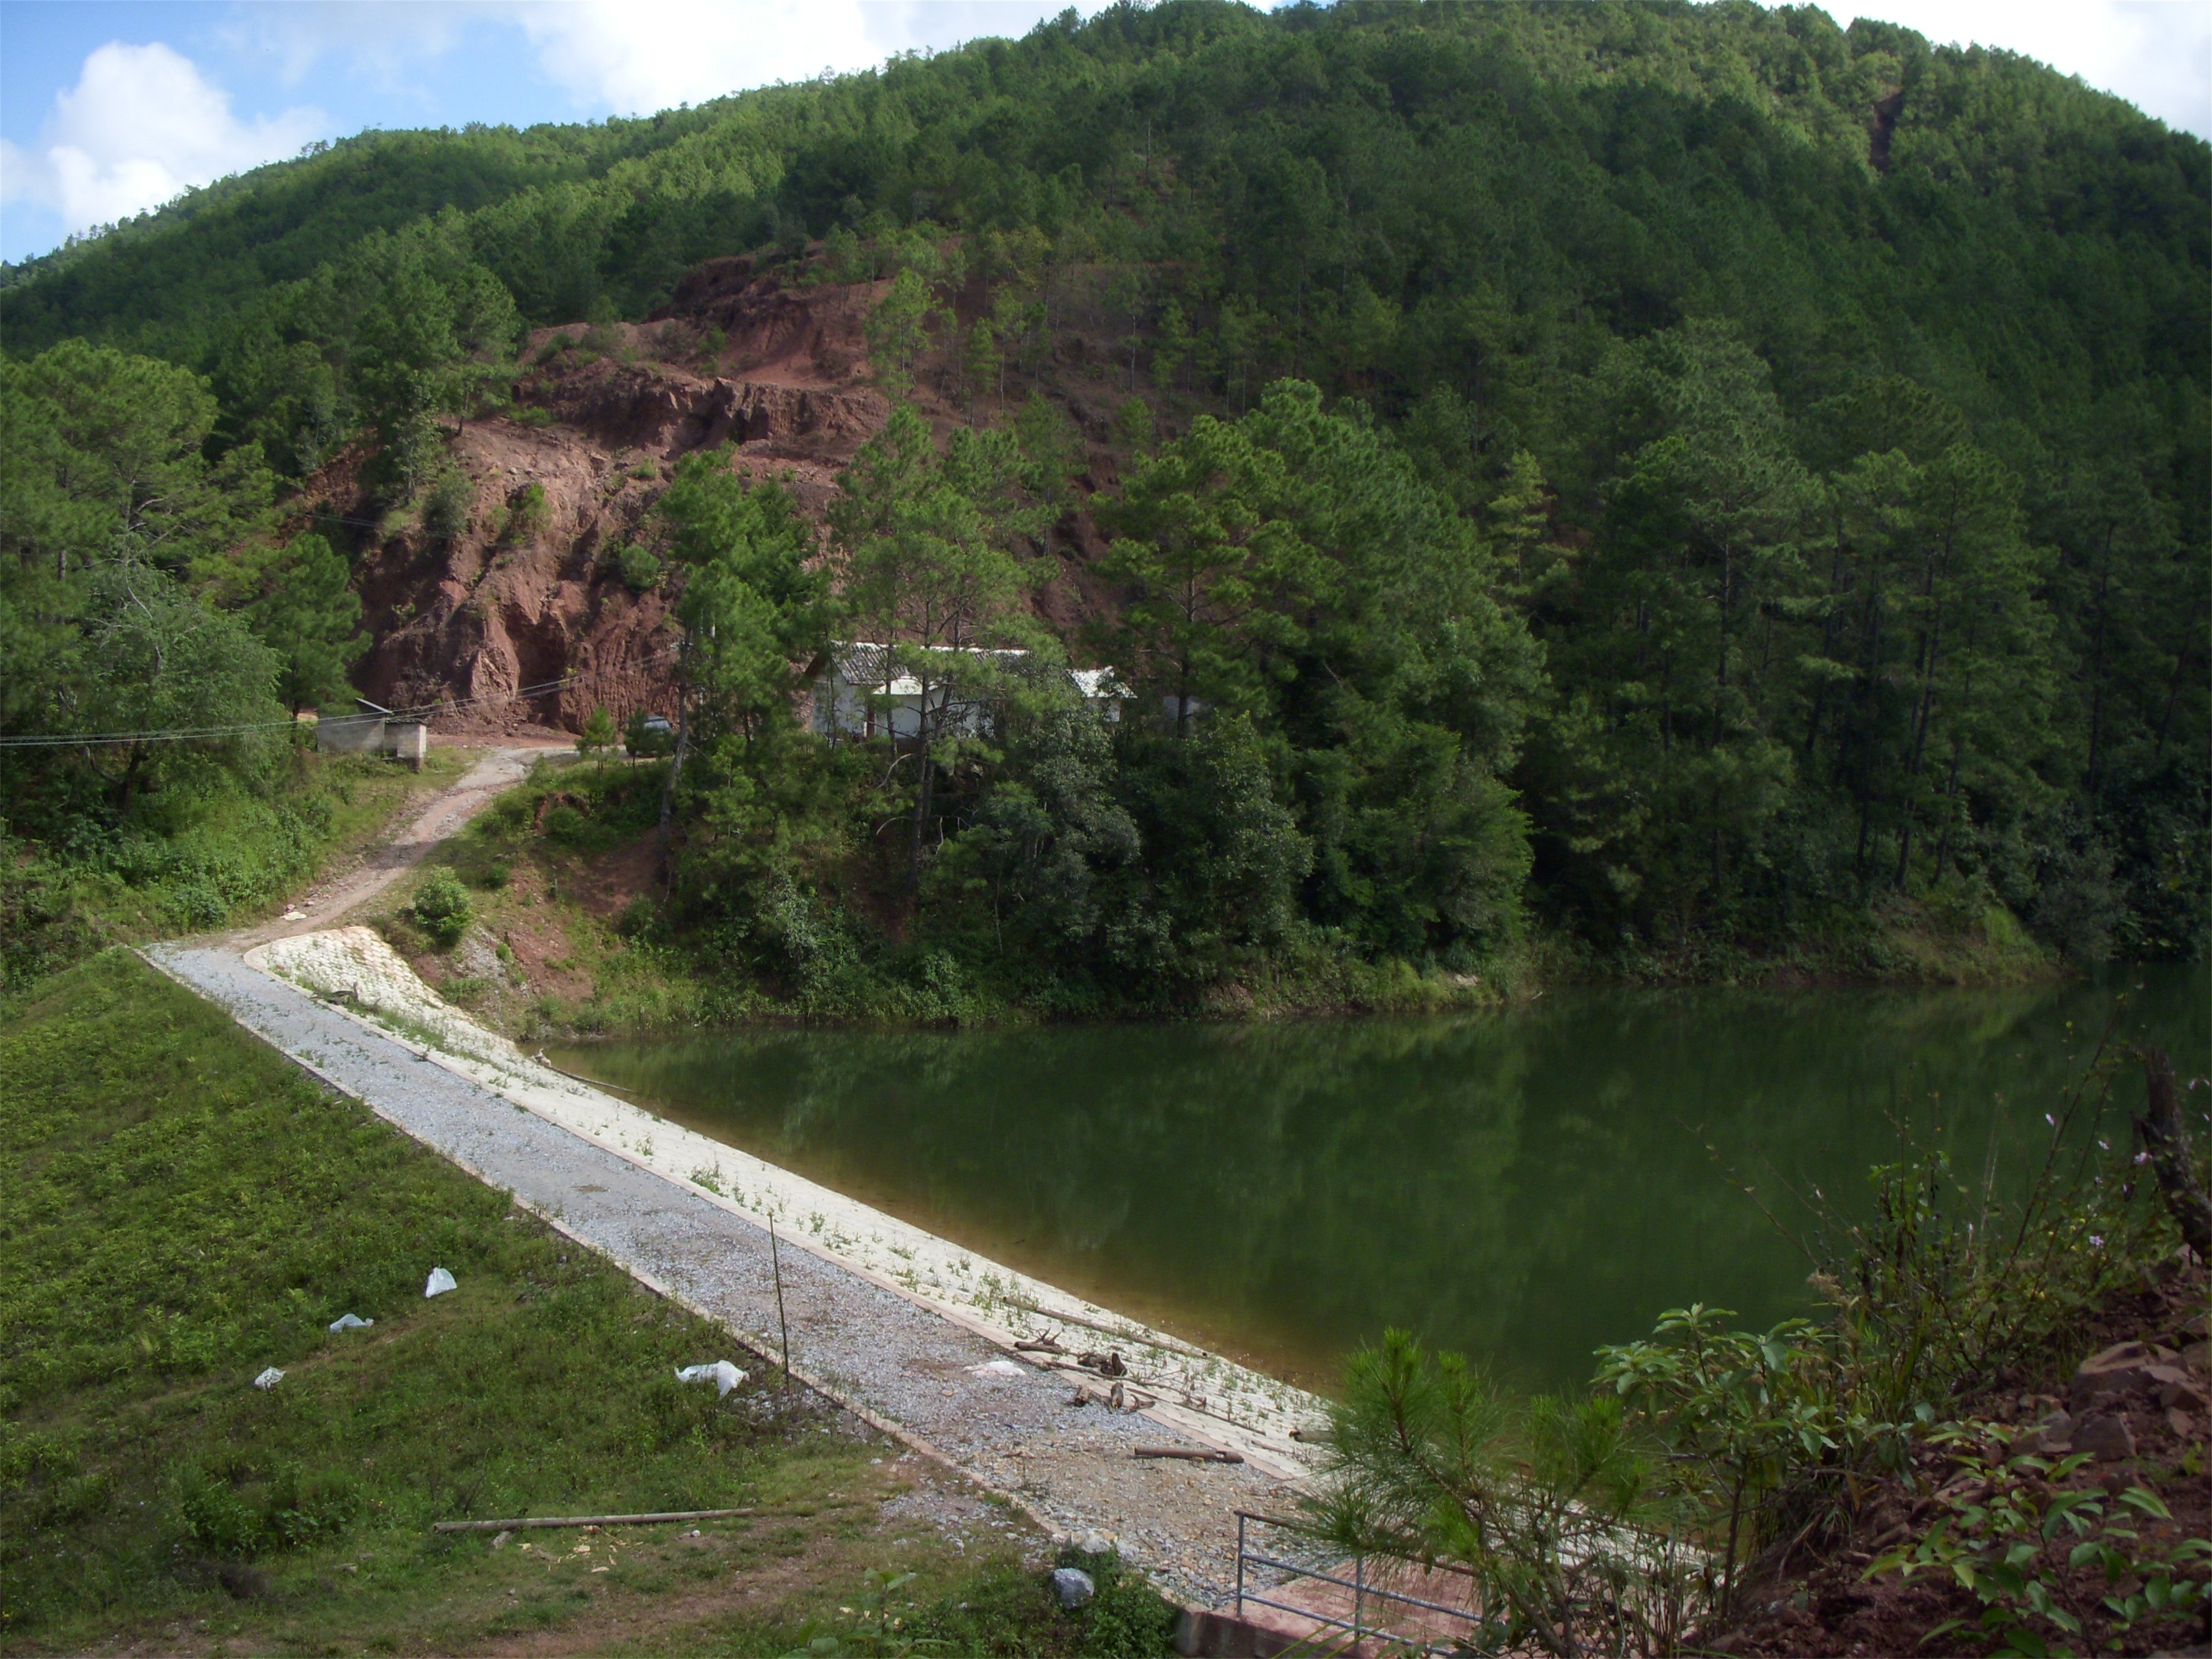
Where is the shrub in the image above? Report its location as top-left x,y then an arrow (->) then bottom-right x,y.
1112,395 -> 1155,452
609,540 -> 662,592
498,482 -> 550,544
1312,1334 -> 1691,1657
576,705 -> 618,762
410,868 -> 473,948
420,468 -> 473,542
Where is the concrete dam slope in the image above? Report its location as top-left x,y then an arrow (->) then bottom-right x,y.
144,935 -> 1326,1611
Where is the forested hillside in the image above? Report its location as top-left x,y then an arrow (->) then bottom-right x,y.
3,0 -> 2205,1004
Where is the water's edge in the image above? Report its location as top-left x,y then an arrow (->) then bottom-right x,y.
241,926 -> 1328,1478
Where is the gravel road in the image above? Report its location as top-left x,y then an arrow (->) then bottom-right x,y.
145,942 -> 1298,1607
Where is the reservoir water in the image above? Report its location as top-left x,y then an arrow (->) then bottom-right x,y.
548,964 -> 2208,1394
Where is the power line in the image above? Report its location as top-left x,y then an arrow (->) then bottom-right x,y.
0,648 -> 676,750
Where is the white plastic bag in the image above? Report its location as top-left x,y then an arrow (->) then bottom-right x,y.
252,1367 -> 284,1390
967,1358 -> 1027,1379
424,1267 -> 457,1298
675,1360 -> 746,1397
328,1313 -> 373,1332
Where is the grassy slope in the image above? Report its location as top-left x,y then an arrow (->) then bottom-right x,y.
0,745 -> 472,994
0,950 -> 1173,1655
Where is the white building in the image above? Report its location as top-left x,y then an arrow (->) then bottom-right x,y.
810,643 -> 1126,739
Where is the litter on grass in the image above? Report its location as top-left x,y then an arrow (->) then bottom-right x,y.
252,1367 -> 284,1390
424,1267 -> 457,1297
968,1358 -> 1028,1379
328,1313 -> 373,1332
675,1360 -> 746,1396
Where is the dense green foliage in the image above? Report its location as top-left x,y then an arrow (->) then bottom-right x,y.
4,0 -> 2205,998
0,335 -> 405,984
0,951 -> 1178,1654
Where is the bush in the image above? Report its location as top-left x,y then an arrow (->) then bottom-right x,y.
1112,395 -> 1155,452
410,868 -> 473,948
420,469 -> 473,542
541,805 -> 587,844
576,705 -> 618,762
498,483 -> 550,544
609,540 -> 662,592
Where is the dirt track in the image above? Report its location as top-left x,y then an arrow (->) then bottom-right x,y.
226,741 -> 567,950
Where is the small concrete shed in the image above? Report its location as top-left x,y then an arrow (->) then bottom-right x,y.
316,701 -> 427,770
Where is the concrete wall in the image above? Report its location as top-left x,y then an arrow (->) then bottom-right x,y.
316,714 -> 388,757
315,715 -> 427,770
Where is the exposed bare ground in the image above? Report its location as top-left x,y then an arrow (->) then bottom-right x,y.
225,740 -> 568,951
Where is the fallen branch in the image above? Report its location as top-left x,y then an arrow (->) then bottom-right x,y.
1003,1299 -> 1205,1357
1133,1445 -> 1243,1463
432,1507 -> 754,1533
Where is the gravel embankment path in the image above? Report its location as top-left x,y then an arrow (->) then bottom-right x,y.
145,943 -> 1297,1607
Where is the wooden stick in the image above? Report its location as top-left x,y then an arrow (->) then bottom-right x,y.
1132,1445 -> 1243,1463
433,1507 -> 754,1533
770,1217 -> 792,1392
1004,1300 -> 1203,1357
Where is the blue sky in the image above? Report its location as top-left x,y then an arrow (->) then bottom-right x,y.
4,1 -> 2208,266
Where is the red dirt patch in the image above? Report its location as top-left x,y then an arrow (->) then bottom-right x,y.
1707,1259 -> 2211,1658
571,832 -> 662,925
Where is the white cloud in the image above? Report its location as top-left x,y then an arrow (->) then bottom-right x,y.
1841,1 -> 2212,137
0,41 -> 326,235
509,1 -> 1097,114
513,0 -> 879,112
228,2 -> 490,91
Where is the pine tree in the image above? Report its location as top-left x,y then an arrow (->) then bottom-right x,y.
246,534 -> 366,717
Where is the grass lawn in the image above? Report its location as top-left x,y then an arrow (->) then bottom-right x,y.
0,950 -> 1176,1656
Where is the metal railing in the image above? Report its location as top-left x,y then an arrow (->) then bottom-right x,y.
1233,1510 -> 1483,1655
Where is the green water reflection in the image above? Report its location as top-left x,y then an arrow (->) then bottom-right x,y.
549,965 -> 2208,1393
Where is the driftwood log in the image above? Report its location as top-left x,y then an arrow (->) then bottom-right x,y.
432,1507 -> 754,1533
1132,1444 -> 1243,1463
2137,1046 -> 2212,1261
